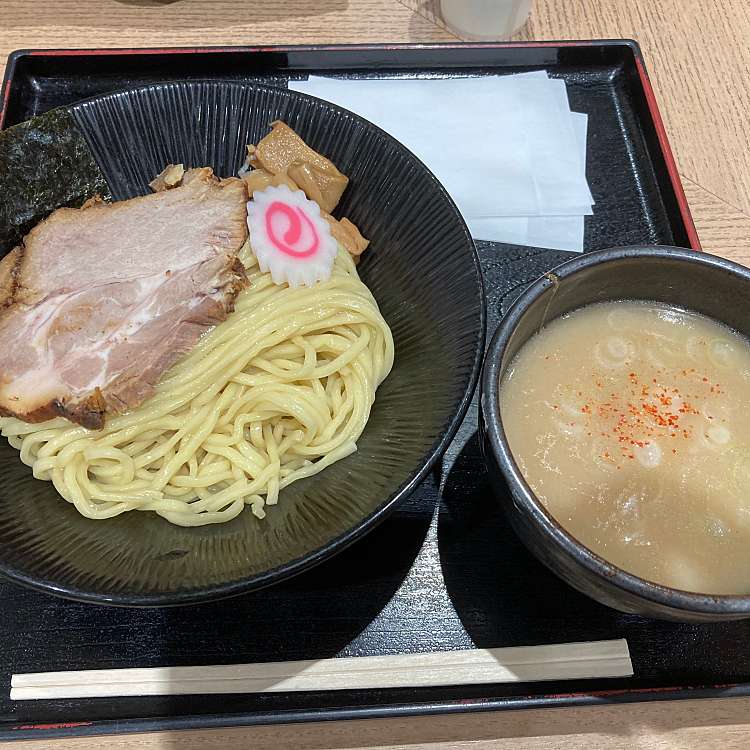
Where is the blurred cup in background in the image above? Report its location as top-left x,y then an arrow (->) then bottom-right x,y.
439,0 -> 533,40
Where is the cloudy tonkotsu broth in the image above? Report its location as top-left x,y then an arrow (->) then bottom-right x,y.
499,301 -> 750,594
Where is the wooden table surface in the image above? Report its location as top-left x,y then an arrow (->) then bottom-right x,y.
2,0 -> 750,747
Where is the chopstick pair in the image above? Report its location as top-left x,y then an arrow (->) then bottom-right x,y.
11,639 -> 632,700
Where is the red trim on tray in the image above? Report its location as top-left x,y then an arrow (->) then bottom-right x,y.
23,40 -> 624,58
29,46 -> 259,56
23,39 -> 619,57
6,684 -> 743,734
544,683 -> 739,700
0,78 -> 12,129
634,55 -> 701,250
13,722 -> 93,731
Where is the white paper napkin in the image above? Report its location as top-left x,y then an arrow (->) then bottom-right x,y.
467,111 -> 589,251
289,72 -> 593,251
291,76 -> 537,217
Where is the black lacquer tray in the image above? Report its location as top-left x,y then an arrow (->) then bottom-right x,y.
1,42 -> 743,743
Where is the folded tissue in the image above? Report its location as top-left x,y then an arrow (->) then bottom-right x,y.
289,71 -> 593,252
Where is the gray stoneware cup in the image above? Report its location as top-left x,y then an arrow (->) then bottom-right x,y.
480,245 -> 750,622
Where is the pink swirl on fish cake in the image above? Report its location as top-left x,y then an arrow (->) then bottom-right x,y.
265,201 -> 320,259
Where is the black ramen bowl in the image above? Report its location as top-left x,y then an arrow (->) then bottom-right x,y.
0,81 -> 485,605
480,245 -> 750,622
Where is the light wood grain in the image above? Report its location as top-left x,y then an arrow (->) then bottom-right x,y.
9,640 -> 632,700
1,1 -> 750,748
521,1 -> 750,221
682,176 -> 750,264
0,0 -> 454,74
8,697 -> 750,749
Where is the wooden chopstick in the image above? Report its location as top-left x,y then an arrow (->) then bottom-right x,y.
10,639 -> 631,700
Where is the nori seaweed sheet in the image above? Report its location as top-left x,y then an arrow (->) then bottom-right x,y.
0,107 -> 110,255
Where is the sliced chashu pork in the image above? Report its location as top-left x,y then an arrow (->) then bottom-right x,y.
0,168 -> 248,429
